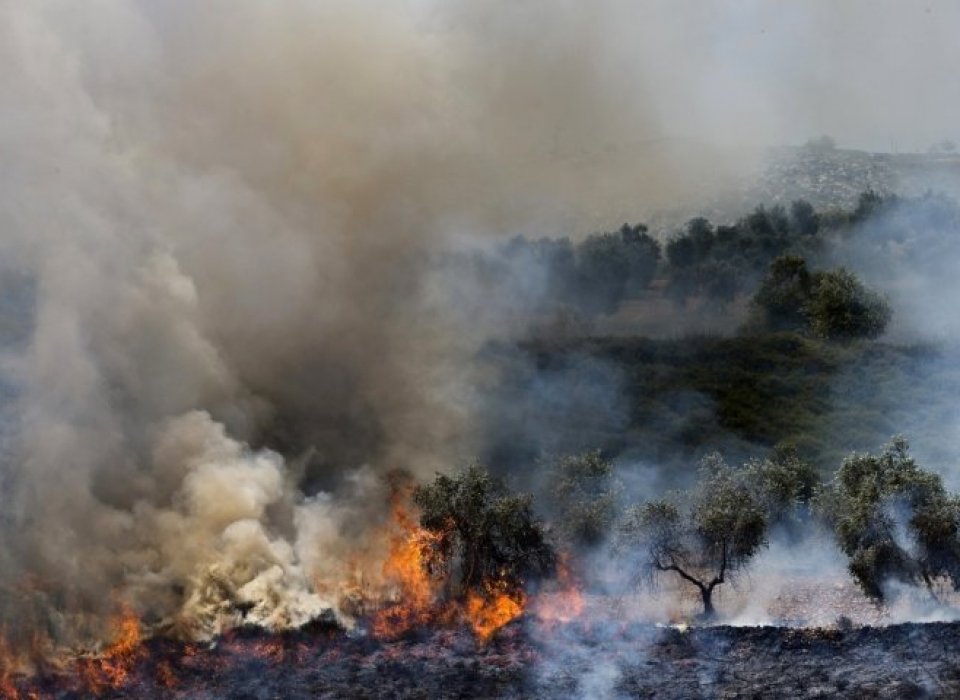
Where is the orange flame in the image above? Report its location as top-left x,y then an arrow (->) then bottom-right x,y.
0,633 -> 19,700
156,660 -> 178,689
370,491 -> 444,639
465,586 -> 525,643
369,484 -> 531,642
77,605 -> 144,694
532,553 -> 584,625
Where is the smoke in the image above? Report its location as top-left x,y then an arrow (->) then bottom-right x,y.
0,0 -> 739,642
1,0 -> 958,646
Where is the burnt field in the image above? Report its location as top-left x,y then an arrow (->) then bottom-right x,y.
7,619 -> 960,699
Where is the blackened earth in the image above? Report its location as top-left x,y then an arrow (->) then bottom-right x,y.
13,618 -> 960,699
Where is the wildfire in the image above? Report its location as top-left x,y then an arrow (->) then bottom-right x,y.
0,633 -> 19,700
369,485 -> 527,643
531,554 -> 585,625
370,489 -> 444,639
465,585 -> 525,643
0,630 -> 47,700
76,605 -> 144,694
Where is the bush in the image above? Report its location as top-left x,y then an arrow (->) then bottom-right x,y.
747,256 -> 891,340
747,255 -> 814,332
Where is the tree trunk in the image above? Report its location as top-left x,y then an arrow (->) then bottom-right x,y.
700,587 -> 715,618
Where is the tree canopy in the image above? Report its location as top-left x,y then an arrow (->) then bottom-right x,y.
414,465 -> 556,598
547,450 -> 621,549
820,438 -> 960,600
618,453 -> 769,616
741,444 -> 819,534
747,255 -> 891,340
805,268 -> 891,340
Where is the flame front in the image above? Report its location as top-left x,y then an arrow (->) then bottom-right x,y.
0,634 -> 19,700
76,606 -> 144,694
369,491 -> 527,643
465,585 -> 525,643
370,493 -> 444,639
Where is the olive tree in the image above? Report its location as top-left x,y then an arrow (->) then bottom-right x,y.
819,437 -> 960,600
576,224 -> 660,314
742,444 -> 820,534
747,256 -> 891,340
414,465 -> 556,598
747,255 -> 814,332
618,454 -> 768,617
805,268 -> 891,340
547,450 -> 621,549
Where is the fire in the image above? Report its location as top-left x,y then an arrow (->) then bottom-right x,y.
76,605 -> 144,694
465,586 -> 525,643
370,491 -> 444,639
0,631 -> 45,700
0,633 -> 20,700
532,554 -> 585,625
367,484 -> 527,642
156,660 -> 178,689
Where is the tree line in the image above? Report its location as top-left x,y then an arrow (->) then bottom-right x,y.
412,438 -> 960,619
481,190 -> 957,326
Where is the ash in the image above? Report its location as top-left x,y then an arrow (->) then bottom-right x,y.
12,619 -> 960,699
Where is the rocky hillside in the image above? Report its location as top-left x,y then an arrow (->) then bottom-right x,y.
751,147 -> 960,210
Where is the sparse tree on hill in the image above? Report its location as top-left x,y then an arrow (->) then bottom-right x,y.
819,437 -> 960,601
804,135 -> 837,153
928,139 -> 957,154
618,454 -> 768,617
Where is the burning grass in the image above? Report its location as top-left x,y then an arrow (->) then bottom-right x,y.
75,606 -> 144,694
368,489 -> 447,639
5,614 -> 960,699
0,473 -> 565,698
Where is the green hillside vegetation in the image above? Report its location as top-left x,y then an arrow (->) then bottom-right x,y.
480,192 -> 960,482
516,333 -> 956,478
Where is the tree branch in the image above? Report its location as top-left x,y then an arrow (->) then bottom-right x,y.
654,559 -> 707,593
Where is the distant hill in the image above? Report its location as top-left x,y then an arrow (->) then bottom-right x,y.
751,146 -> 960,210
648,145 -> 960,231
